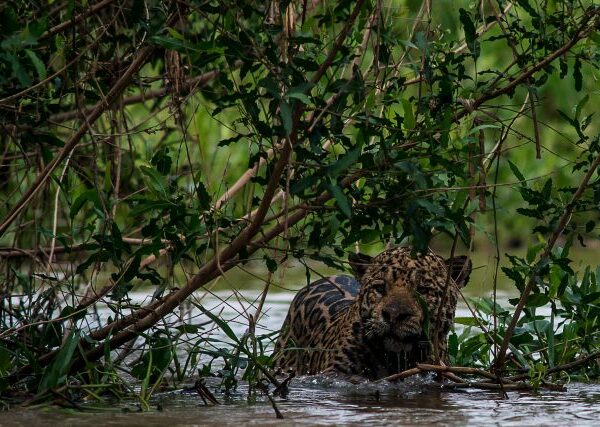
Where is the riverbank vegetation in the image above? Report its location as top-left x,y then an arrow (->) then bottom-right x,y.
1,0 -> 599,410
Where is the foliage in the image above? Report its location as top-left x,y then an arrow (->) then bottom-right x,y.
0,0 -> 599,408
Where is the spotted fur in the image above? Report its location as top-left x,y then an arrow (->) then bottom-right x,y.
273,247 -> 471,380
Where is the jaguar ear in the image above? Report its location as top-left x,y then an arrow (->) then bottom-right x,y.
348,252 -> 373,278
445,255 -> 472,288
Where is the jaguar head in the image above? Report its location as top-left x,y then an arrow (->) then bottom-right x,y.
349,248 -> 471,353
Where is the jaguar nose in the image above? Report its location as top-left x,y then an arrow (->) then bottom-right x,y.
382,305 -> 413,324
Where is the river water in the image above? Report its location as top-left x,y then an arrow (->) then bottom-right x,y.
2,289 -> 600,426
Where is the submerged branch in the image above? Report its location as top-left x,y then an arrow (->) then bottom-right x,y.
380,363 -> 568,392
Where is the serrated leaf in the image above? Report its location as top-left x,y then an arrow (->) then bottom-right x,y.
459,8 -> 479,60
507,160 -> 525,182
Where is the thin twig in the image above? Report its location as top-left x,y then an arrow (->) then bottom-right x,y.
0,43 -> 158,238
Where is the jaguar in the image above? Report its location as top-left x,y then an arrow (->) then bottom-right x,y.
273,247 -> 471,380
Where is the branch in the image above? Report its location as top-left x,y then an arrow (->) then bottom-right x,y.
508,351 -> 600,382
48,71 -> 220,123
39,0 -> 116,42
454,7 -> 599,123
0,44 -> 157,239
379,363 -> 567,392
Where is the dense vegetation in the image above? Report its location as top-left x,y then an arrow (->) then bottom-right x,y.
0,0 -> 599,408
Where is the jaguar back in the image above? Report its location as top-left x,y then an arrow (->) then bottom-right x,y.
273,275 -> 360,374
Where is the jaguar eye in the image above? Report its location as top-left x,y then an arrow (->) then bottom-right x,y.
373,281 -> 386,295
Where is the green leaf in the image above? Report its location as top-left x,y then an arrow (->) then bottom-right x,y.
454,317 -> 481,326
573,57 -> 582,92
525,293 -> 550,308
327,148 -> 361,177
466,124 -> 500,135
401,98 -> 415,129
459,8 -> 479,60
287,91 -> 311,105
141,165 -> 168,198
38,331 -> 80,392
290,174 -> 320,195
25,49 -> 46,80
507,160 -> 525,182
575,94 -> 589,120
327,183 -> 352,218
151,35 -> 201,53
288,81 -> 313,94
70,189 -> 101,219
151,147 -> 172,175
280,101 -> 293,135
196,304 -> 239,344
258,77 -> 281,99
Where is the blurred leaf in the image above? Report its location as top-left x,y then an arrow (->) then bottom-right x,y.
459,8 -> 479,59
280,100 -> 293,135
401,98 -> 415,129
525,293 -> 550,308
24,49 -> 46,81
508,160 -> 525,182
70,189 -> 102,219
38,331 -> 80,392
327,148 -> 361,177
151,147 -> 172,175
573,57 -> 582,92
196,304 -> 239,344
327,183 -> 352,218
454,317 -> 480,326
141,165 -> 168,198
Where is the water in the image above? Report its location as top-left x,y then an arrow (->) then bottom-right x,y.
3,379 -> 600,426
2,290 -> 600,426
